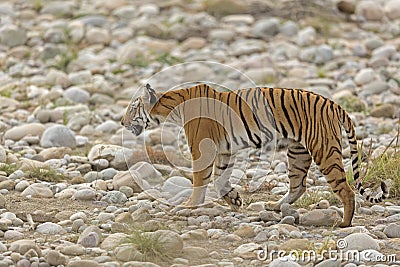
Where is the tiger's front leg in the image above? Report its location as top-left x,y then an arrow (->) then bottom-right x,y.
214,153 -> 242,210
184,132 -> 216,208
184,164 -> 213,208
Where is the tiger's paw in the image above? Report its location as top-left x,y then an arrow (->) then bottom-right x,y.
338,220 -> 352,228
265,201 -> 282,211
222,189 -> 242,211
183,199 -> 202,209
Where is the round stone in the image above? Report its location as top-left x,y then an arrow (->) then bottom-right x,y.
63,87 -> 90,103
4,123 -> 46,141
40,125 -> 76,148
0,24 -> 27,47
162,176 -> 192,194
355,1 -> 384,21
21,183 -> 53,198
36,222 -> 63,234
342,233 -> 379,251
101,191 -> 127,204
73,189 -> 96,201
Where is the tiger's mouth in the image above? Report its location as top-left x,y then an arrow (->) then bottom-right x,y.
127,125 -> 143,136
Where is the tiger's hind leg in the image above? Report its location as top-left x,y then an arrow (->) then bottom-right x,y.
319,161 -> 355,227
214,153 -> 242,210
267,142 -> 311,210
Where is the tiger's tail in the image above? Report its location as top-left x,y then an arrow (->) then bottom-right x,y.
339,106 -> 391,203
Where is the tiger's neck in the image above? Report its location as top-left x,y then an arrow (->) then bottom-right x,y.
150,90 -> 186,126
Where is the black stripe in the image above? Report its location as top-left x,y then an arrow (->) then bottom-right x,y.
216,163 -> 234,170
162,95 -> 175,101
280,122 -> 288,138
238,92 -> 262,147
322,163 -> 343,175
281,90 -> 295,138
289,90 -> 302,141
288,149 -> 310,155
203,171 -> 213,180
269,88 -> 276,109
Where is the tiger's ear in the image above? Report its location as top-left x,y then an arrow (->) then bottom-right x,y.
144,83 -> 157,104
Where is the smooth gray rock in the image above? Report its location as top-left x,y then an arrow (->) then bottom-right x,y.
314,45 -> 333,64
21,183 -> 53,198
354,68 -> 374,85
69,70 -> 92,85
73,189 -> 96,201
364,37 -> 384,50
63,87 -> 90,103
252,18 -> 280,38
280,216 -> 296,225
233,242 -> 261,258
386,206 -> 400,215
300,209 -> 341,226
362,80 -> 389,95
101,191 -> 128,204
154,230 -> 183,254
78,231 -> 101,247
0,146 -> 6,163
41,1 -> 75,17
279,21 -> 298,36
270,257 -> 301,267
281,203 -> 299,223
274,162 -> 287,173
40,125 -> 76,148
370,104 -> 395,118
60,244 -> 85,256
0,24 -> 27,47
101,168 -> 118,180
9,239 -> 42,256
355,1 -> 384,21
46,250 -> 67,266
4,123 -> 46,141
371,44 -> 397,59
296,27 -> 316,46
115,245 -> 143,262
112,170 -> 144,192
259,210 -> 281,222
84,171 -> 103,183
16,259 -> 30,267
385,0 -> 400,19
342,233 -> 379,251
66,259 -> 100,267
314,259 -> 341,267
95,120 -> 120,133
383,223 -> 400,238
162,176 -> 192,194
44,27 -> 67,43
36,222 -> 63,234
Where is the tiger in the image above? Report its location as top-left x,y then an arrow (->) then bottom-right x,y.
121,83 -> 390,227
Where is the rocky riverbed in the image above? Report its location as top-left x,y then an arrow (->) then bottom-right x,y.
0,0 -> 400,266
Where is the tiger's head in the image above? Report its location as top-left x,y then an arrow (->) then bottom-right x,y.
121,84 -> 160,136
